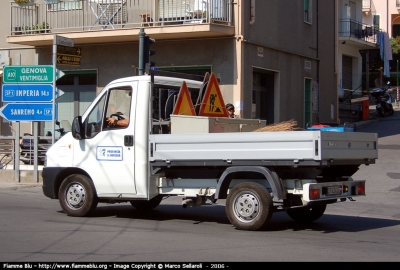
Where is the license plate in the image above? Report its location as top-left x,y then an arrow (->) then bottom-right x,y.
326,185 -> 342,195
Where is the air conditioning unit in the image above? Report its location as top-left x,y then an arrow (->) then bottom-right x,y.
305,61 -> 311,70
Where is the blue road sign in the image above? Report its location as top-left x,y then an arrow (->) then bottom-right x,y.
0,103 -> 53,122
2,84 -> 53,102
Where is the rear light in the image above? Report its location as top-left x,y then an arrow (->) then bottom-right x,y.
357,185 -> 365,195
343,185 -> 349,193
309,188 -> 320,200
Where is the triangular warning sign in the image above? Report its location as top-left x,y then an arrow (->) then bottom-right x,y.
172,81 -> 196,116
195,72 -> 211,115
198,72 -> 228,117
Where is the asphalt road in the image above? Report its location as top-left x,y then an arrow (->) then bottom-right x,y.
0,105 -> 400,263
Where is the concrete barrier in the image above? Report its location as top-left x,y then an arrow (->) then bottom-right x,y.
0,170 -> 43,183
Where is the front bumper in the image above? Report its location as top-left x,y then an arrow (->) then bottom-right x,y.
42,167 -> 65,199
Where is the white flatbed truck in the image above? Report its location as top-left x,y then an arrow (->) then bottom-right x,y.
42,72 -> 378,231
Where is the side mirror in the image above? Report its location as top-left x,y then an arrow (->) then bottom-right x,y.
71,116 -> 84,140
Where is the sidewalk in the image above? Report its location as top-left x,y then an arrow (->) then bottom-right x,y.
356,102 -> 400,128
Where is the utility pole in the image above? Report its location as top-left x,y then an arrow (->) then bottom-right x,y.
138,28 -> 145,76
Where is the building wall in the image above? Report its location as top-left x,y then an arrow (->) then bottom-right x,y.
237,0 -> 336,125
0,1 -> 37,136
37,38 -> 235,93
1,0 -> 338,134
317,0 -> 339,124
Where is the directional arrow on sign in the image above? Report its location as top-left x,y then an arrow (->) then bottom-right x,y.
56,69 -> 65,80
57,46 -> 81,56
0,103 -> 53,122
56,89 -> 65,98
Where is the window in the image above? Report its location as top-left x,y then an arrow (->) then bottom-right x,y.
373,15 -> 380,32
84,93 -> 106,139
304,0 -> 312,24
103,87 -> 132,130
304,78 -> 312,127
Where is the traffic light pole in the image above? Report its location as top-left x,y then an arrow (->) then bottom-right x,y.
139,28 -> 145,75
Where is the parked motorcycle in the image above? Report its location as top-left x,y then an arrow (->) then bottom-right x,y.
20,120 -> 71,165
19,133 -> 50,165
370,81 -> 394,117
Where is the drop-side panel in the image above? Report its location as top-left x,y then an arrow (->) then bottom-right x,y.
149,131 -> 321,161
320,132 -> 378,160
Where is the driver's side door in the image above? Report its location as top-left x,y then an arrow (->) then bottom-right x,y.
74,82 -> 138,198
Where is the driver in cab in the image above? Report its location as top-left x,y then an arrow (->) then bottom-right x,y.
106,116 -> 129,128
105,102 -> 129,128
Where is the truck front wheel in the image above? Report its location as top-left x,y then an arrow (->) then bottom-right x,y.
286,204 -> 326,223
59,174 -> 98,217
226,182 -> 273,231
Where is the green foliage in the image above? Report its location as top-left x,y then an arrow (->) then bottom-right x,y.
22,22 -> 50,34
391,37 -> 400,55
14,0 -> 30,4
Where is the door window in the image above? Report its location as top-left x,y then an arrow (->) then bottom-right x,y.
103,88 -> 132,130
84,93 -> 106,139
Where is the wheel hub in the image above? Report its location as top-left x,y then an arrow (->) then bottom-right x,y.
233,192 -> 260,222
65,183 -> 86,209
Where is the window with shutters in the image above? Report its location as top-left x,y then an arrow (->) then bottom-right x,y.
342,55 -> 353,90
304,0 -> 312,24
373,15 -> 380,32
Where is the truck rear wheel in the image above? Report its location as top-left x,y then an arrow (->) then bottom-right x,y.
130,196 -> 163,210
59,174 -> 98,217
226,182 -> 273,231
286,204 -> 326,223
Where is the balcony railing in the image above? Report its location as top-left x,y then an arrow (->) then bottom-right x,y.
339,19 -> 380,44
10,0 -> 232,36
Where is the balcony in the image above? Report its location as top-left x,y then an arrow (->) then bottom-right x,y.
8,0 -> 234,47
362,0 -> 371,14
338,19 -> 380,49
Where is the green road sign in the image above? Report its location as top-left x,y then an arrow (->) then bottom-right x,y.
2,65 -> 54,84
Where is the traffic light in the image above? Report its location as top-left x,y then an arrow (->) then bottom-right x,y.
144,36 -> 156,73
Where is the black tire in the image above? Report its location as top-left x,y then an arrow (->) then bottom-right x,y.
389,107 -> 394,115
226,182 -> 273,231
59,174 -> 98,217
286,204 -> 327,223
130,196 -> 163,210
377,108 -> 384,117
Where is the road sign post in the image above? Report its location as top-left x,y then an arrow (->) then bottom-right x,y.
53,35 -> 57,144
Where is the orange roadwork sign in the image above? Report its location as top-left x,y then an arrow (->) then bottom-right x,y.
195,72 -> 210,115
198,72 -> 228,117
172,81 -> 196,116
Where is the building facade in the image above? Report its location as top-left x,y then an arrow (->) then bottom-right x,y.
0,0 -> 338,136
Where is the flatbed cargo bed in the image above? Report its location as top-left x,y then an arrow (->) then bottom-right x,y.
149,131 -> 377,167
